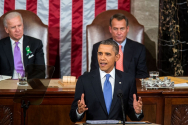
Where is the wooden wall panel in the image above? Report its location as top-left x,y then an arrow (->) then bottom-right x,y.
0,99 -> 21,125
164,98 -> 188,125
27,105 -> 73,125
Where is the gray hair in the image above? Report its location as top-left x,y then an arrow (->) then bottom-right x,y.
109,13 -> 129,27
99,39 -> 119,55
3,12 -> 23,27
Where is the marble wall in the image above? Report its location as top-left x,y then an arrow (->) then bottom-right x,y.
131,0 -> 159,71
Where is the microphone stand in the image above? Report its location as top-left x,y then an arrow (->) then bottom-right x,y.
117,92 -> 125,125
21,100 -> 30,125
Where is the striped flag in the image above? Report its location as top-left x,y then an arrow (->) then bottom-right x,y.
0,0 -> 130,78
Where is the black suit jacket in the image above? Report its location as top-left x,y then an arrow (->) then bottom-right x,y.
0,35 -> 45,77
69,69 -> 144,122
91,38 -> 149,78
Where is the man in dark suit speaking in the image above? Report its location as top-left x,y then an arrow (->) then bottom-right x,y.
0,12 -> 45,78
91,13 -> 149,79
70,39 -> 143,122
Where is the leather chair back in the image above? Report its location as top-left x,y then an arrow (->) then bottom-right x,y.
86,9 -> 144,71
0,10 -> 49,65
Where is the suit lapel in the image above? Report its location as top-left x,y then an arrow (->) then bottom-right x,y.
23,35 -> 29,67
91,70 -> 108,115
109,69 -> 123,114
123,39 -> 133,73
2,38 -> 14,72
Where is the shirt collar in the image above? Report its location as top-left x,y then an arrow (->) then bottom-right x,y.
113,38 -> 127,47
10,36 -> 23,46
99,67 -> 115,79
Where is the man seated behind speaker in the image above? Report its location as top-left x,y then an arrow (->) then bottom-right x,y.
0,11 -> 45,78
70,39 -> 143,122
91,13 -> 149,79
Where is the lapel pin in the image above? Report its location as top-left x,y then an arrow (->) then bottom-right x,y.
119,82 -> 121,84
26,46 -> 32,56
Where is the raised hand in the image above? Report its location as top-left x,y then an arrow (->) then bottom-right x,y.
133,94 -> 142,114
77,93 -> 88,114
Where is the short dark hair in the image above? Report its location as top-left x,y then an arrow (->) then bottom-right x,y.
99,39 -> 119,55
109,13 -> 128,27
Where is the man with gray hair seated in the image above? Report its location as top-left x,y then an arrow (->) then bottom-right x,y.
0,11 -> 45,78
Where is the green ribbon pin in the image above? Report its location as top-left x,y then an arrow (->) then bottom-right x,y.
26,46 -> 32,55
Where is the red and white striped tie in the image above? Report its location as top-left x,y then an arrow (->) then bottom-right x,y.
116,45 -> 124,72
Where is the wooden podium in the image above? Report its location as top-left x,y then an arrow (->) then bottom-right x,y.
73,122 -> 160,125
0,77 -> 188,125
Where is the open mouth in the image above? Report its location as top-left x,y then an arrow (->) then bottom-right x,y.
100,62 -> 107,67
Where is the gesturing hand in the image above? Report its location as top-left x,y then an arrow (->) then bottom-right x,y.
133,94 -> 142,114
77,93 -> 88,114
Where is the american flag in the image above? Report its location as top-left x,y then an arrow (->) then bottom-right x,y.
0,0 -> 130,78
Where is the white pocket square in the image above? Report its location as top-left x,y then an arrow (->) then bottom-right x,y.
28,54 -> 34,59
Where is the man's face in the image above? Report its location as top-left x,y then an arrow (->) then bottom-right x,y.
98,44 -> 120,73
109,18 -> 129,44
4,16 -> 24,41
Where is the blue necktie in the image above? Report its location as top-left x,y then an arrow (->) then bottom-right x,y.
103,74 -> 112,114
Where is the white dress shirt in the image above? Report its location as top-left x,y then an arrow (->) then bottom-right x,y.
99,67 -> 115,98
113,38 -> 127,53
10,36 -> 24,79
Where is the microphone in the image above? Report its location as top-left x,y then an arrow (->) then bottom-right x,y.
117,89 -> 125,125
